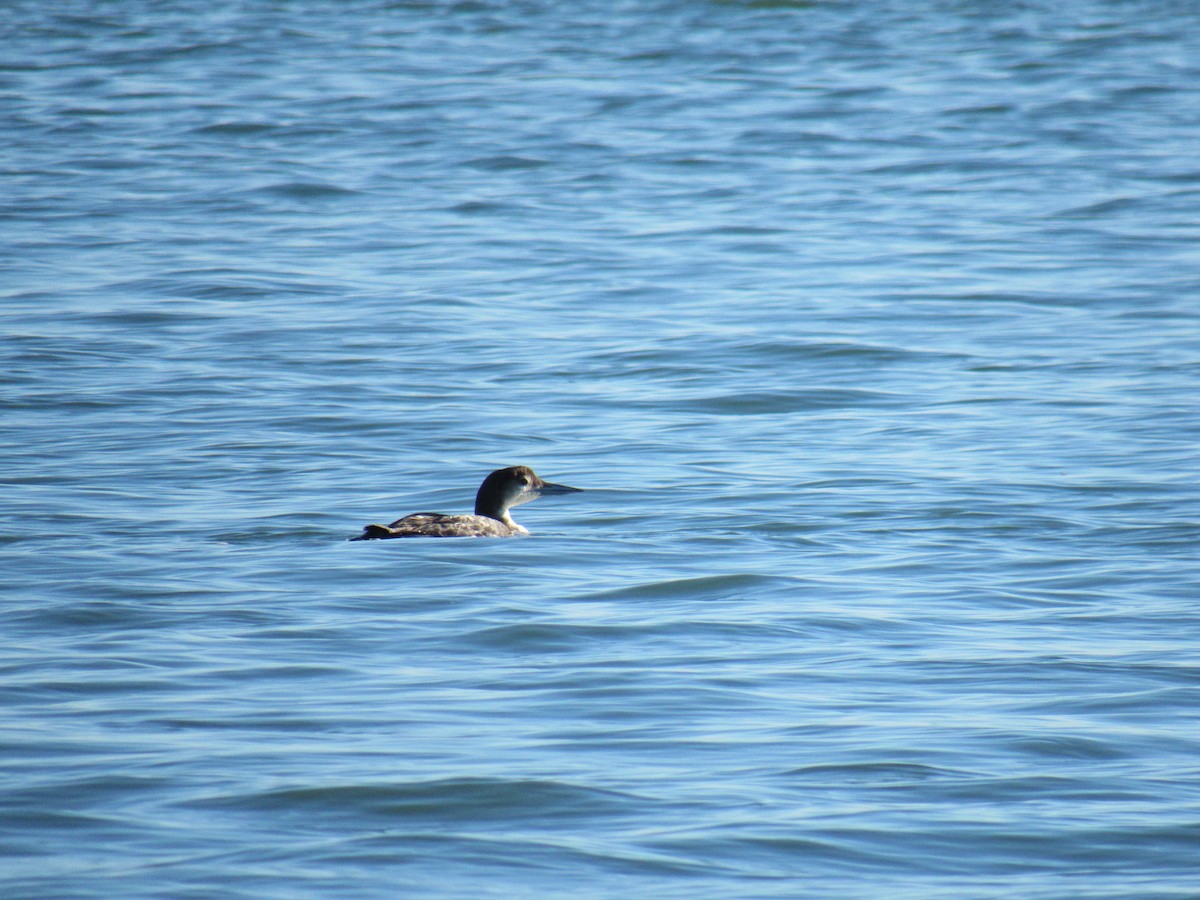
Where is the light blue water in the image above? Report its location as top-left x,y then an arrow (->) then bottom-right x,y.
3,1 -> 1200,896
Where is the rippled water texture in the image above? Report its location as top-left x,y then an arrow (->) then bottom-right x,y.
3,1 -> 1200,896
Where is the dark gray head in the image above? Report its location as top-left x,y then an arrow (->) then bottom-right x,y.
474,466 -> 583,519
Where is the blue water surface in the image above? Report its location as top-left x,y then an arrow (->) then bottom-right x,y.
3,0 -> 1200,896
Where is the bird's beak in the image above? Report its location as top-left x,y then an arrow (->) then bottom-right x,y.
536,480 -> 583,495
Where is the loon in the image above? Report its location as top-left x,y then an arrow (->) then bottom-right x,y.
350,466 -> 582,539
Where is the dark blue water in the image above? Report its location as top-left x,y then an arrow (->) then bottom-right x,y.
4,1 -> 1200,896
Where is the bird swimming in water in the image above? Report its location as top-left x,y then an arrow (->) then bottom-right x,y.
350,466 -> 583,539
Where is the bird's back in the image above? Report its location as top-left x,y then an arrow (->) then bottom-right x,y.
353,512 -> 518,539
